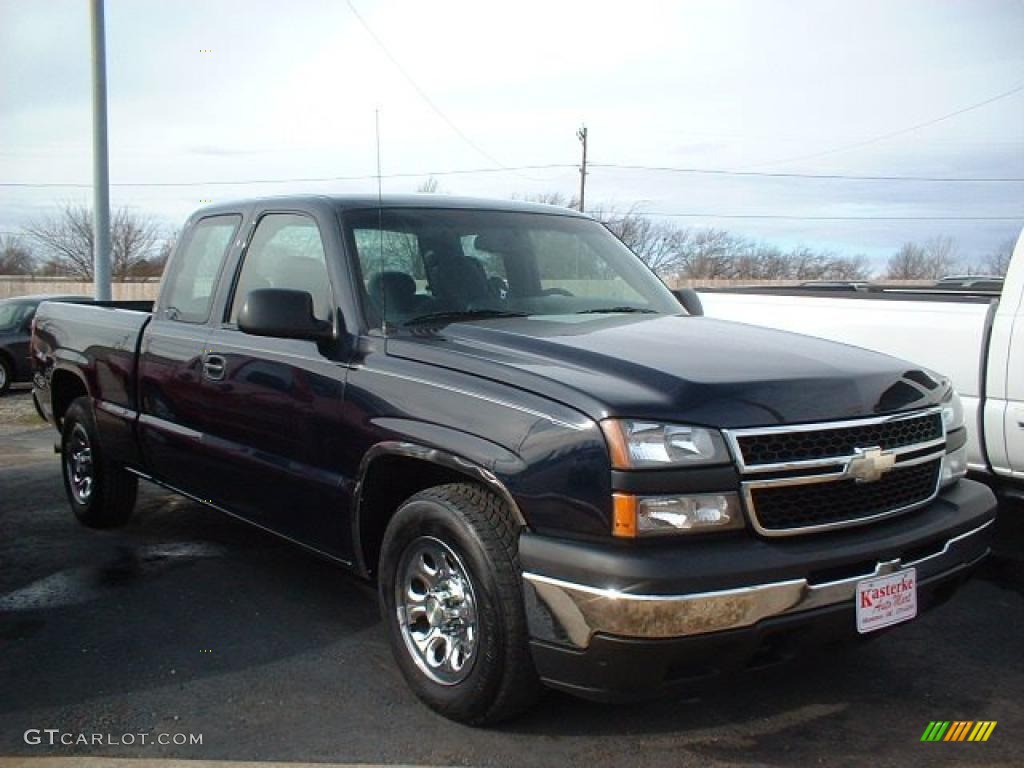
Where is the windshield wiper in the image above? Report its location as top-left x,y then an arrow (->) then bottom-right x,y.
575,306 -> 658,315
403,309 -> 528,326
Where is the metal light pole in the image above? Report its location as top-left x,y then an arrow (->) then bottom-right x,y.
90,0 -> 112,300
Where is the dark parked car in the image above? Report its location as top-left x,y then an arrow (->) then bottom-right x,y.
0,294 -> 90,395
32,196 -> 996,724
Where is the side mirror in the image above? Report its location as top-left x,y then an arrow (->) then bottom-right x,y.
673,287 -> 704,316
238,288 -> 335,343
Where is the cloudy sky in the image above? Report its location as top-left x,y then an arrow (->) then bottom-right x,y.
2,0 -> 1022,268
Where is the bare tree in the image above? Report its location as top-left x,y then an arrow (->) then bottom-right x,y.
0,235 -> 36,275
886,242 -> 929,279
682,228 -> 747,279
518,191 -> 580,209
416,177 -> 441,194
981,237 -> 1016,276
827,253 -> 871,280
133,230 -> 178,278
886,237 -> 960,280
594,206 -> 691,275
923,235 -> 959,278
25,204 -> 166,280
514,193 -> 874,280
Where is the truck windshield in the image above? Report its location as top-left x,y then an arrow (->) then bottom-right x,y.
345,208 -> 682,326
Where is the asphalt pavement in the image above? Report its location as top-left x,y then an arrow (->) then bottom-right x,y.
1,389 -> 1022,767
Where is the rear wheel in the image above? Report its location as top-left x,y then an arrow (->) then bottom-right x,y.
61,396 -> 137,528
378,483 -> 541,725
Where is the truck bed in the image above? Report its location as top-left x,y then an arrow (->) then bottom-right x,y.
32,300 -> 153,423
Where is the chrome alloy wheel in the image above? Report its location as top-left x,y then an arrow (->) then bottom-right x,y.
395,536 -> 479,686
66,423 -> 94,504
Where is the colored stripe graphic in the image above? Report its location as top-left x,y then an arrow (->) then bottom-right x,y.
946,721 -> 967,741
922,720 -> 997,742
921,721 -> 950,741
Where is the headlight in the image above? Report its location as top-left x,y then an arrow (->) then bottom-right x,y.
600,420 -> 730,468
613,492 -> 744,537
941,389 -> 964,432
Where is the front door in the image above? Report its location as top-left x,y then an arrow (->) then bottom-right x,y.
199,211 -> 352,556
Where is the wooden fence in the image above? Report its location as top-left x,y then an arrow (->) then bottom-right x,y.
0,276 -> 162,300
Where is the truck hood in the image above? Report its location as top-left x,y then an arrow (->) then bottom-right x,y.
386,314 -> 946,428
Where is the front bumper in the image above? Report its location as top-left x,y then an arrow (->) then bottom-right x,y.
520,478 -> 996,700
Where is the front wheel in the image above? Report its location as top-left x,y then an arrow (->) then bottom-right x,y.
61,396 -> 138,528
378,483 -> 541,725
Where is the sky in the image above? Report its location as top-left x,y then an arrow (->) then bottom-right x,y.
1,0 -> 1022,270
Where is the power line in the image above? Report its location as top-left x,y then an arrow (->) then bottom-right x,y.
7,159 -> 1024,189
743,80 -> 1024,170
590,162 -> 1024,183
344,0 -> 513,172
0,164 -> 577,189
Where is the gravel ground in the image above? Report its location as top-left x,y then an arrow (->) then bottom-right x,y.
0,388 -> 43,435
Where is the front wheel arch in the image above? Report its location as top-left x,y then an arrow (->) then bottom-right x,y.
353,443 -> 527,578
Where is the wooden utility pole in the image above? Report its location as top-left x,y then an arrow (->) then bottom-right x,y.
576,125 -> 588,213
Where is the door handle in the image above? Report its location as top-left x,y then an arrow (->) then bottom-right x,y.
202,354 -> 227,381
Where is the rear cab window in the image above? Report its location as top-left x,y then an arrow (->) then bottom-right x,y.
160,214 -> 242,323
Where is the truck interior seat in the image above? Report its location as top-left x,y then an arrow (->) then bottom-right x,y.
368,271 -> 422,319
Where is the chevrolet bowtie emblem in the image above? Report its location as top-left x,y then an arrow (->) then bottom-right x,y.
846,446 -> 896,483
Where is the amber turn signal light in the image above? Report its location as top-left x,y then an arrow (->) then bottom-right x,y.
612,493 -> 638,538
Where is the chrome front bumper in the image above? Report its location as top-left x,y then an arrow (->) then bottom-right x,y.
522,519 -> 993,649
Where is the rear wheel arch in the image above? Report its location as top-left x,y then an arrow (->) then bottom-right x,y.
353,443 -> 527,578
50,368 -> 90,429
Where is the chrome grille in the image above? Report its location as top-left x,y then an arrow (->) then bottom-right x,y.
724,408 -> 946,537
735,411 -> 942,468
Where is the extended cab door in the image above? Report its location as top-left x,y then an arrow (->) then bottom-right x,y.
198,209 -> 354,557
137,213 -> 243,494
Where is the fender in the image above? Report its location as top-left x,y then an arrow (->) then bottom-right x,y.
46,363 -> 92,426
350,435 -> 529,577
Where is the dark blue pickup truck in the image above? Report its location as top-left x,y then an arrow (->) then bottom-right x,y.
31,195 -> 996,724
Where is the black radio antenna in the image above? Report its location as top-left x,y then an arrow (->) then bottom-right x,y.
375,107 -> 387,332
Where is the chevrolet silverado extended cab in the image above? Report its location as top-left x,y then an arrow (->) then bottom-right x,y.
698,233 -> 1024,494
32,195 -> 997,724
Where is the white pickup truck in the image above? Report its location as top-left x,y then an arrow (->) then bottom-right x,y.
695,232 -> 1024,495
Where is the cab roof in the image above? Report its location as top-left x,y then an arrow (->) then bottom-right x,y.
193,194 -> 590,219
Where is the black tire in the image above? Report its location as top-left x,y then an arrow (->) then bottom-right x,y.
61,396 -> 137,528
0,355 -> 11,396
378,482 -> 541,725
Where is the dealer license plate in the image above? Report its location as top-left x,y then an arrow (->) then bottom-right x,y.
855,567 -> 917,634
